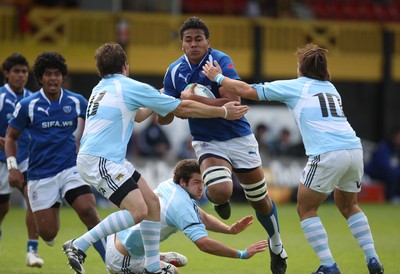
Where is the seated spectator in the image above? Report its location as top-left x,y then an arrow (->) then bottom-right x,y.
268,127 -> 304,157
254,123 -> 271,155
137,113 -> 171,158
365,127 -> 400,203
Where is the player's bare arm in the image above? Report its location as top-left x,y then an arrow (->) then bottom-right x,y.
194,236 -> 268,259
198,206 -> 253,234
4,125 -> 24,189
135,108 -> 154,123
203,60 -> 259,101
0,136 -> 4,150
180,83 -> 234,107
172,100 -> 248,120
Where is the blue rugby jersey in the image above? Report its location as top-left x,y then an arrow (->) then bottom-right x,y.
0,84 -> 31,164
117,179 -> 207,258
8,88 -> 87,180
163,48 -> 252,142
253,76 -> 362,156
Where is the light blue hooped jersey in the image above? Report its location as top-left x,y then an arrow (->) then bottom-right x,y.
79,74 -> 181,163
253,77 -> 362,156
117,179 -> 207,258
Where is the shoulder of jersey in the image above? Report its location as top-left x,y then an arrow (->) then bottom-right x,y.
185,83 -> 215,99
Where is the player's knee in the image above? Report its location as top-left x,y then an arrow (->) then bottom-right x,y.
37,227 -> 57,242
207,186 -> 232,204
131,205 -> 148,224
203,166 -> 232,203
240,179 -> 268,202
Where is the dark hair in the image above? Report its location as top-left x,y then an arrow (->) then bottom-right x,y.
179,16 -> 210,40
32,51 -> 68,86
173,159 -> 200,185
2,53 -> 29,83
2,53 -> 29,72
94,42 -> 127,78
296,43 -> 330,81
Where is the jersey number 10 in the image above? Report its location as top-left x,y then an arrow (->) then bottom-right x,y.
314,92 -> 345,118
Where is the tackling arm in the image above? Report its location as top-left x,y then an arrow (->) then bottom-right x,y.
172,100 -> 248,120
194,236 -> 268,259
202,60 -> 259,101
197,206 -> 253,234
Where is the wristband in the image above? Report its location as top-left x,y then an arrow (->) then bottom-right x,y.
7,156 -> 18,170
222,106 -> 228,119
237,250 -> 247,259
215,74 -> 225,85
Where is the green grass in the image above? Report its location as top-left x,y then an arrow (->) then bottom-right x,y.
0,202 -> 399,274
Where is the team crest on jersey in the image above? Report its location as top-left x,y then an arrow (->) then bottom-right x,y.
115,173 -> 125,181
63,105 -> 72,114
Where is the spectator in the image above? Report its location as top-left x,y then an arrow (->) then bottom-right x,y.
254,123 -> 270,155
268,127 -> 305,157
137,113 -> 171,158
365,127 -> 400,203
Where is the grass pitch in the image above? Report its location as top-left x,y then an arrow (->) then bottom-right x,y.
0,202 -> 398,274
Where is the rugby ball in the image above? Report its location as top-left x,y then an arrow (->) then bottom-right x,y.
185,83 -> 215,98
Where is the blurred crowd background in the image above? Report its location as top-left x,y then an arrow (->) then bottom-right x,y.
1,0 -> 400,205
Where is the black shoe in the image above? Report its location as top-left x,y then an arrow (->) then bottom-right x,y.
214,201 -> 231,219
143,264 -> 173,274
367,257 -> 384,274
269,244 -> 287,274
62,239 -> 87,274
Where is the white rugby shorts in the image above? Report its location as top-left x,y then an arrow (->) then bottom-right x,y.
105,235 -> 144,274
301,149 -> 364,194
0,162 -> 12,195
77,154 -> 135,199
192,134 -> 262,169
27,166 -> 89,212
0,158 -> 29,195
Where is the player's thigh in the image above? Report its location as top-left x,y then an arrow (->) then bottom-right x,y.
297,182 -> 329,213
234,165 -> 265,185
33,207 -> 60,236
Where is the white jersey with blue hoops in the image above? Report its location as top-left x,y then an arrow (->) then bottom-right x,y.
79,74 -> 181,164
117,179 -> 207,258
253,76 -> 362,156
0,84 -> 31,164
8,88 -> 87,180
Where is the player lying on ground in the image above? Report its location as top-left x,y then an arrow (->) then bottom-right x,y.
105,159 -> 268,274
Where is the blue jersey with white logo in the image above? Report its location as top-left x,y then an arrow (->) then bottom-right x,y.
253,77 -> 362,156
117,179 -> 207,258
0,84 -> 32,163
163,48 -> 252,141
79,74 -> 181,163
8,88 -> 87,180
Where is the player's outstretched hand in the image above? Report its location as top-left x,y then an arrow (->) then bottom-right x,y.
245,240 -> 269,259
223,101 -> 249,120
229,215 -> 253,234
202,61 -> 223,82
